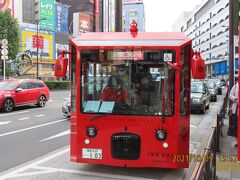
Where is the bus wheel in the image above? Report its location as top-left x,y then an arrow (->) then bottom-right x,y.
3,98 -> 14,112
37,95 -> 46,107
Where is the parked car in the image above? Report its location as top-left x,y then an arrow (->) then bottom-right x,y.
150,72 -> 160,80
0,79 -> 49,112
190,82 -> 211,114
62,96 -> 70,118
213,79 -> 222,95
205,81 -> 218,102
220,79 -> 227,86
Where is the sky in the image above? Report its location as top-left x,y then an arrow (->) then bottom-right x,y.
143,0 -> 204,32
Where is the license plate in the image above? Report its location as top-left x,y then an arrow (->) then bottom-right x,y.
82,148 -> 102,159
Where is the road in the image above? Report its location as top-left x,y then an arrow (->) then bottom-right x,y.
0,89 -> 226,179
0,90 -> 70,172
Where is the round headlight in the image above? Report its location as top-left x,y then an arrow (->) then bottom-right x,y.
86,126 -> 97,138
155,129 -> 167,141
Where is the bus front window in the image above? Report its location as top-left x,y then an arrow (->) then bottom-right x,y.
80,50 -> 175,116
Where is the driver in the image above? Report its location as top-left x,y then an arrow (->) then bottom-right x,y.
100,76 -> 129,105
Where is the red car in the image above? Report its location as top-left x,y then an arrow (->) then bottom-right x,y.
0,79 -> 50,112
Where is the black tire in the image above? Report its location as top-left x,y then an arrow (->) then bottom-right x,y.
3,98 -> 14,112
37,95 -> 46,107
201,105 -> 206,114
206,103 -> 210,110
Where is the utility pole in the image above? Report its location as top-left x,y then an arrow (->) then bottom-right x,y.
229,0 -> 239,89
36,18 -> 46,79
229,0 -> 234,90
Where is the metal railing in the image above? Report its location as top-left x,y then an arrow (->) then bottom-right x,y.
191,91 -> 228,180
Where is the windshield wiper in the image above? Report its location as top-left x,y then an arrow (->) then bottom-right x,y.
90,114 -> 111,121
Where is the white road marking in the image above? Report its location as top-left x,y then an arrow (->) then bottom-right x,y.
40,130 -> 70,142
18,117 -> 30,121
9,165 -> 153,180
34,114 -> 45,118
190,125 -> 197,128
0,121 -> 11,125
0,146 -> 153,180
0,147 -> 70,179
0,111 -> 30,117
0,119 -> 67,138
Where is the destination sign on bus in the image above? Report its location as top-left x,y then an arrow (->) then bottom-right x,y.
113,51 -> 144,61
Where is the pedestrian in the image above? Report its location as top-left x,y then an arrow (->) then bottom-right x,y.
228,75 -> 238,149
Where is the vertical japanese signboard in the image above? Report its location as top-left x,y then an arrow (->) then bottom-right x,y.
40,0 -> 55,31
55,4 -> 69,33
103,0 -> 109,32
109,0 -> 116,32
79,13 -> 91,32
95,0 -> 100,14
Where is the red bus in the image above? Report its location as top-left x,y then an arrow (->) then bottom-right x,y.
55,30 -> 205,168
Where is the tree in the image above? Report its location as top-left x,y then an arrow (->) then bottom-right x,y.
0,10 -> 19,78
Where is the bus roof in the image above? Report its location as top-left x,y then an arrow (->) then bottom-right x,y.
71,32 -> 192,47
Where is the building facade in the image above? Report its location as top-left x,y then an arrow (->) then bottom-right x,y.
122,0 -> 145,32
179,0 -> 236,79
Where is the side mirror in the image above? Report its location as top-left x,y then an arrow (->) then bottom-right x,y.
16,88 -> 23,92
54,51 -> 69,77
191,51 -> 206,79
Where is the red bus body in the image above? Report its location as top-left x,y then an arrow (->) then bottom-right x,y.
238,24 -> 240,161
57,32 -> 205,168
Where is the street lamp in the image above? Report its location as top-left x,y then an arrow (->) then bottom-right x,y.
36,18 -> 46,79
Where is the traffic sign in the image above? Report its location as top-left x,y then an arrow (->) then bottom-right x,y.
1,45 -> 8,49
1,39 -> 8,46
1,49 -> 8,56
1,55 -> 8,60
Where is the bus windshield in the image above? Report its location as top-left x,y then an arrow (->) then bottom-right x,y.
81,49 -> 175,116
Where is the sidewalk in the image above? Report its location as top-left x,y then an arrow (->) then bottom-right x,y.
216,116 -> 240,179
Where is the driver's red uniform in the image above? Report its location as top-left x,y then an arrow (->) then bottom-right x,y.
100,87 -> 129,104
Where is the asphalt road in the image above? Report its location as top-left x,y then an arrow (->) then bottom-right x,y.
0,90 -> 70,172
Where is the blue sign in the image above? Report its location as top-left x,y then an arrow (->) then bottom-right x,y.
55,4 -> 69,33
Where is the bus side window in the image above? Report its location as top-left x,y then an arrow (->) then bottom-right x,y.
180,46 -> 191,115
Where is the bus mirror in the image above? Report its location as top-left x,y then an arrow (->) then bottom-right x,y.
54,51 -> 69,77
191,51 -> 206,79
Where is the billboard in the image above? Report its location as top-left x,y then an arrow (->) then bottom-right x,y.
40,0 -> 55,31
73,12 -> 91,36
55,4 -> 69,33
0,0 -> 10,11
60,0 -> 95,32
79,13 -> 91,31
20,26 -> 55,64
